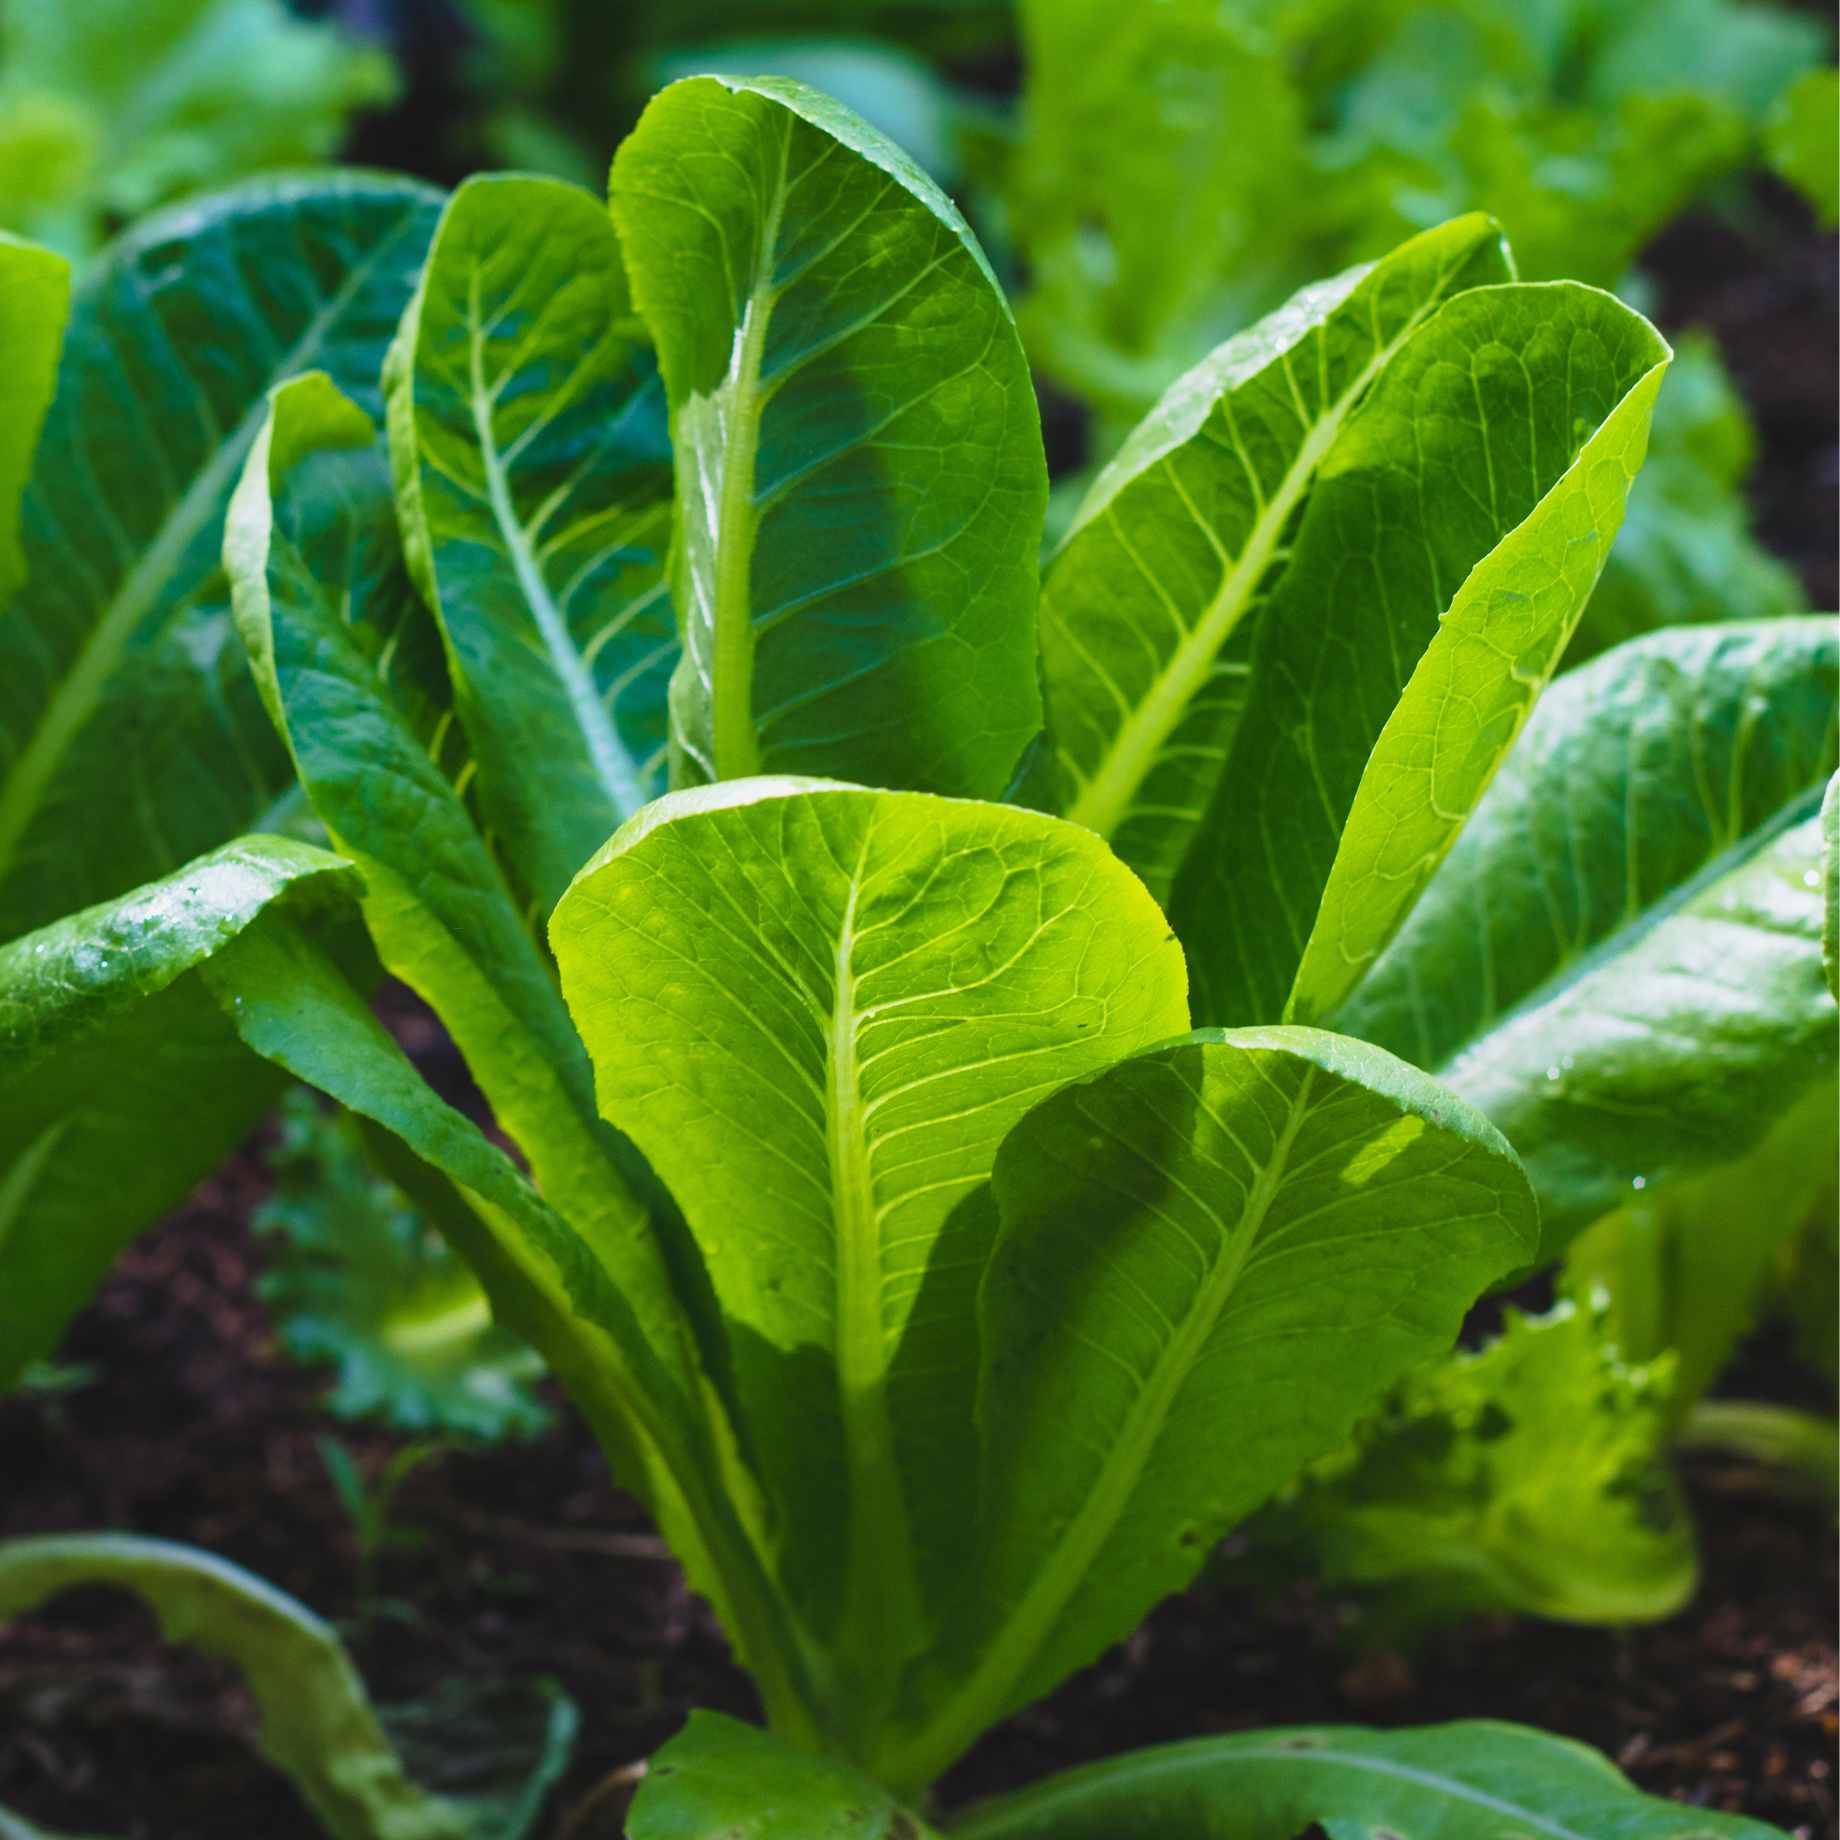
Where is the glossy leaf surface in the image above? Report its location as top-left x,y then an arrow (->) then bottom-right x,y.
387,172 -> 676,915
1170,283 -> 1670,1027
1340,620 -> 1839,1255
890,1027 -> 1534,1782
0,835 -> 356,1383
610,76 -> 1045,795
1041,215 -> 1511,900
0,174 -> 440,941
551,779 -> 1188,1733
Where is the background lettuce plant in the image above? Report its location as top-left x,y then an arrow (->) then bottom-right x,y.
0,61 -> 1830,1840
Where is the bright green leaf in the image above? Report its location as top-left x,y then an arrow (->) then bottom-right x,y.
0,173 -> 441,941
0,232 -> 66,606
1041,214 -> 1512,901
1172,282 -> 1670,1029
1264,1300 -> 1695,1636
0,0 -> 397,256
1563,1078 -> 1839,1417
550,779 -> 1189,1744
889,1027 -> 1535,1786
1339,620 -> 1839,1257
0,1533 -> 465,1840
1767,68 -> 1839,228
609,75 -> 1045,794
628,1710 -> 936,1840
947,1717 -> 1791,1839
0,835 -> 357,1384
386,172 -> 677,915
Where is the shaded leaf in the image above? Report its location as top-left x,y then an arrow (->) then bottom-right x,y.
0,172 -> 441,941
1339,620 -> 1838,1256
386,172 -> 676,915
887,1028 -> 1535,1786
0,835 -> 357,1384
1041,215 -> 1511,900
0,1533 -> 465,1840
1172,282 -> 1669,1028
550,778 -> 1188,1744
609,75 -> 1045,794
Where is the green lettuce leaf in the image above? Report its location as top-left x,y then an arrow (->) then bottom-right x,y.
0,0 -> 396,256
0,173 -> 441,942
0,232 -> 66,606
0,835 -> 356,1379
1171,282 -> 1670,1027
947,1717 -> 1791,1839
1040,214 -> 1512,901
609,75 -> 1045,795
1767,68 -> 1839,228
0,1533 -> 465,1840
1263,1300 -> 1694,1636
549,778 -> 1189,1748
386,172 -> 676,916
1338,620 -> 1838,1257
887,1027 -> 1535,1785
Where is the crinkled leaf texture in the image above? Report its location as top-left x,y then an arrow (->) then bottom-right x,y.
1338,620 -> 1839,1257
1171,282 -> 1670,1028
550,778 -> 1188,1742
885,1028 -> 1536,1785
387,171 -> 676,916
609,75 -> 1045,794
1265,1300 -> 1694,1636
946,1717 -> 1792,1839
1040,214 -> 1512,902
0,835 -> 357,1384
0,1534 -> 466,1840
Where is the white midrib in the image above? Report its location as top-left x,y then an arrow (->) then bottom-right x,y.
827,861 -> 923,1706
0,234 -> 405,888
1064,318 -> 1440,845
706,122 -> 792,782
886,1070 -> 1316,1789
464,268 -> 648,820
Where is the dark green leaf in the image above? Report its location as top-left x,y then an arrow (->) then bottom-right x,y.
0,173 -> 440,940
0,835 -> 357,1383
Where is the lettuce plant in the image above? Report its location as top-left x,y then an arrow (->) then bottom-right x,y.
0,70 -> 1825,1836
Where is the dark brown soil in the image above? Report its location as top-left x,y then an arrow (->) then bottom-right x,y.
0,1143 -> 1833,1840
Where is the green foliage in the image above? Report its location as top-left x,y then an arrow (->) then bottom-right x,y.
609,77 -> 1045,796
258,1091 -> 549,1441
1340,620 -> 1838,1259
1263,1300 -> 1694,1636
1767,67 -> 1840,227
0,0 -> 395,257
0,1534 -> 469,1840
0,837 -> 358,1384
1571,335 -> 1803,667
